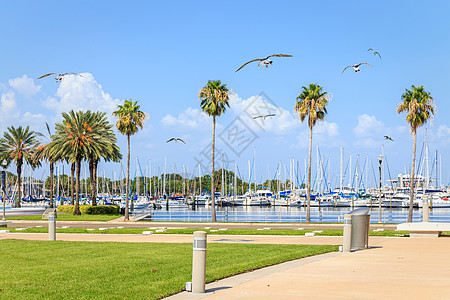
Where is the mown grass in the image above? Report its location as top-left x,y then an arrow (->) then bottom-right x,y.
7,226 -> 412,237
6,214 -> 122,221
0,240 -> 337,299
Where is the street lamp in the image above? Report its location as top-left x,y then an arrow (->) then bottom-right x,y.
2,159 -> 7,222
378,154 -> 383,223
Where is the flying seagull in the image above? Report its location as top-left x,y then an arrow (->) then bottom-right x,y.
253,114 -> 276,120
38,73 -> 82,82
236,54 -> 293,72
166,138 -> 186,144
342,63 -> 372,73
368,48 -> 382,58
384,135 -> 394,141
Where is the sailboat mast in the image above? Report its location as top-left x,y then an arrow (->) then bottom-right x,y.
149,159 -> 152,197
221,154 -> 224,196
234,163 -> 237,196
340,147 -> 343,196
163,156 -> 167,196
199,163 -> 201,195
349,155 -> 352,188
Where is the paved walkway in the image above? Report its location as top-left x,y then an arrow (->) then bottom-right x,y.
0,232 -> 390,245
5,219 -> 398,230
168,237 -> 450,300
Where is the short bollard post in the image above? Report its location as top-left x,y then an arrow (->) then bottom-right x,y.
423,196 -> 430,222
48,212 -> 56,241
192,231 -> 207,293
342,214 -> 352,252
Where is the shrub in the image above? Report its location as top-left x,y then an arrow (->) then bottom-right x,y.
57,205 -> 119,215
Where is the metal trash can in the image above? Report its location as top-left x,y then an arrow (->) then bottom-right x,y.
342,207 -> 370,252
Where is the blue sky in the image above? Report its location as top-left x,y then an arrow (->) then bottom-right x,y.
1,1 -> 450,187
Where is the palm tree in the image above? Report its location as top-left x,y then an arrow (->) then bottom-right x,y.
87,111 -> 122,206
0,126 -> 40,207
397,85 -> 435,223
198,80 -> 231,222
52,110 -> 105,215
113,100 -> 146,221
294,83 -> 330,223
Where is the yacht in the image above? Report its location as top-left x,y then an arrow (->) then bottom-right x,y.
244,189 -> 271,206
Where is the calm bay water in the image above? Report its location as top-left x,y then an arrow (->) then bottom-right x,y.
139,206 -> 450,223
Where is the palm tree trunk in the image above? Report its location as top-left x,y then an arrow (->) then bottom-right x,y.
211,115 -> 216,222
89,157 -> 95,205
125,134 -> 130,221
408,129 -> 417,223
49,162 -> 54,208
306,126 -> 313,222
16,163 -> 22,208
93,160 -> 98,206
73,157 -> 81,215
70,163 -> 75,205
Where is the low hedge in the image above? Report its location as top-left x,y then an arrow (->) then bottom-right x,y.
57,205 -> 120,215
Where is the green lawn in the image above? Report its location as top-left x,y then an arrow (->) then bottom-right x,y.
0,240 -> 337,299
6,214 -> 122,221
7,226 -> 412,237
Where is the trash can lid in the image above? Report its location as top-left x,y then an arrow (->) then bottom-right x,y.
347,207 -> 370,215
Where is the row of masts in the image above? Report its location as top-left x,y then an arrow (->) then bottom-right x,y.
9,136 -> 445,201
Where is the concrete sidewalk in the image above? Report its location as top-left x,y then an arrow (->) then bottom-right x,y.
0,232 -> 389,245
5,219 -> 398,230
168,237 -> 450,300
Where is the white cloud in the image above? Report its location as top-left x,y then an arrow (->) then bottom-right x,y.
0,91 -> 47,132
437,125 -> 450,139
1,91 -> 18,115
353,114 -> 384,138
161,93 -> 300,137
9,75 -> 41,98
161,107 -> 210,130
228,93 -> 299,135
293,121 -> 341,148
0,91 -> 20,130
43,73 -> 120,117
352,114 -> 409,148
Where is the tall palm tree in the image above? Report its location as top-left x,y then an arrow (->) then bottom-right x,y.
199,80 -> 231,222
0,126 -> 40,207
33,123 -> 57,208
113,100 -> 146,221
397,85 -> 435,223
294,83 -> 330,223
87,111 -> 122,206
70,163 -> 75,205
52,110 -> 105,215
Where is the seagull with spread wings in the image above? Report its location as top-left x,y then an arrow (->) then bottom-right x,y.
38,72 -> 82,82
384,135 -> 394,141
368,48 -> 382,58
166,138 -> 186,144
253,114 -> 276,120
342,63 -> 372,73
236,54 -> 293,72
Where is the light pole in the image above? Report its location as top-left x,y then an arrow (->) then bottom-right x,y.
378,154 -> 383,223
2,159 -> 7,222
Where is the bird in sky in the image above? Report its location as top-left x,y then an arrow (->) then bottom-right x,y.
38,72 -> 82,82
368,48 -> 382,58
166,138 -> 186,144
342,63 -> 372,73
253,114 -> 276,120
384,135 -> 394,141
236,54 -> 293,72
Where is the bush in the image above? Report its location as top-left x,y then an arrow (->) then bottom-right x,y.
57,205 -> 119,215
